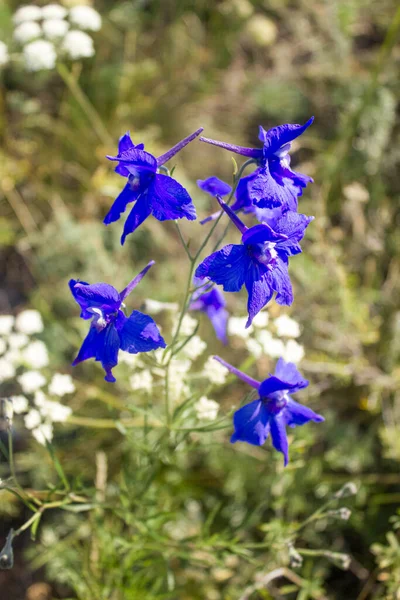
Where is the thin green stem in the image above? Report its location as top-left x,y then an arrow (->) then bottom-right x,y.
174,221 -> 193,261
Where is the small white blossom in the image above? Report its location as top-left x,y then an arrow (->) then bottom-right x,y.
0,41 -> 9,67
252,311 -> 269,328
228,316 -> 252,339
195,396 -> 219,420
283,340 -> 304,363
14,21 -> 42,44
245,337 -> 263,359
39,399 -> 72,423
32,422 -> 53,445
23,39 -> 57,71
22,340 -> 49,369
10,395 -> 29,414
62,30 -> 94,59
43,18 -> 69,39
13,5 -> 42,24
0,316 -> 14,335
2,399 -> 14,425
168,358 -> 191,401
48,373 -> 75,397
0,338 -> 6,355
18,370 -> 46,393
182,336 -> 207,361
256,330 -> 285,358
34,390 -> 47,407
15,310 -> 44,334
129,370 -> 153,393
24,409 -> 41,430
69,5 -> 102,31
8,333 -> 29,350
274,315 -> 301,338
41,4 -> 68,19
175,314 -> 197,337
0,359 -> 16,382
202,356 -> 227,385
4,349 -> 23,366
144,299 -> 178,314
119,352 -> 141,367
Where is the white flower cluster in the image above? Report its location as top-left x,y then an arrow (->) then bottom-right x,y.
228,311 -> 305,364
3,3 -> 103,72
0,309 -> 74,445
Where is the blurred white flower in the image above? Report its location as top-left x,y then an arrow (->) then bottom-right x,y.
32,422 -> 53,445
0,316 -> 14,335
8,333 -> 29,349
144,299 -> 178,314
41,4 -> 68,19
245,337 -> 263,359
195,396 -> 219,420
5,349 -> 23,365
283,340 -> 305,363
22,340 -> 49,369
256,330 -> 285,358
33,390 -> 47,407
24,409 -> 41,430
182,336 -> 207,361
14,21 -> 42,44
43,18 -> 69,39
168,358 -> 191,401
48,373 -> 75,396
10,395 -> 29,414
2,398 -> 14,425
129,370 -> 153,393
0,41 -> 9,67
176,314 -> 197,337
0,359 -> 16,382
202,356 -> 227,385
62,30 -> 94,58
119,352 -> 141,366
252,311 -> 269,328
39,399 -> 72,422
228,316 -> 252,338
13,5 -> 42,24
23,39 -> 57,71
15,310 -> 44,334
0,338 -> 6,355
18,370 -> 46,393
69,5 -> 102,31
274,315 -> 301,338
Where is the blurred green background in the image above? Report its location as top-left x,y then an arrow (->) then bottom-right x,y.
1,0 -> 400,598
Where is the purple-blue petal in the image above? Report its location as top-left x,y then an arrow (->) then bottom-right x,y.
231,399 -> 270,446
247,164 -> 299,211
259,117 -> 314,156
258,375 -> 301,398
206,305 -> 229,344
99,324 -> 120,382
103,183 -> 141,225
148,174 -> 197,222
245,262 -> 274,327
230,172 -> 258,213
71,281 -> 120,312
119,310 -> 166,354
69,279 -> 92,319
273,211 -> 314,257
274,358 -> 309,392
118,132 -> 135,154
284,398 -> 324,428
195,244 -> 250,292
242,222 -> 288,246
197,177 -> 232,197
269,257 -> 293,306
121,194 -> 152,244
108,148 -> 158,173
72,326 -> 99,365
270,414 -> 289,465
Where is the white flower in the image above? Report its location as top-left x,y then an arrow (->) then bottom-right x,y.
43,18 -> 69,39
144,299 -> 179,314
24,409 -> 41,430
0,316 -> 14,335
0,41 -> 9,67
129,370 -> 153,393
13,6 -> 42,24
245,338 -> 263,359
41,4 -> 68,19
283,340 -> 305,364
10,395 -> 29,414
202,356 -> 227,385
274,315 -> 301,338
18,370 -> 46,393
14,21 -> 42,44
8,333 -> 29,349
32,422 -> 53,445
228,317 -> 252,339
0,359 -> 16,382
62,30 -> 94,59
256,330 -> 285,358
252,311 -> 269,328
0,338 -> 6,355
34,390 -> 47,407
48,373 -> 75,397
39,399 -> 72,422
15,310 -> 44,334
175,314 -> 197,337
182,336 -> 207,361
22,340 -> 49,369
23,39 -> 57,71
2,399 -> 14,424
69,5 -> 102,31
168,358 -> 191,401
195,396 -> 219,420
4,349 -> 23,365
119,352 -> 141,367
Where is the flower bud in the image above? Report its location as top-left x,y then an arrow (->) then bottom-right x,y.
334,482 -> 358,499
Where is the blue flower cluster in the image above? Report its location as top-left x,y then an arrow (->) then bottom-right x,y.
70,119 -> 323,465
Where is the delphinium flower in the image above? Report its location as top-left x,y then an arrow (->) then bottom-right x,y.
195,196 -> 313,326
69,261 -> 166,382
214,356 -> 324,465
105,129 -> 203,244
189,277 -> 229,344
198,175 -> 258,225
199,118 -> 314,212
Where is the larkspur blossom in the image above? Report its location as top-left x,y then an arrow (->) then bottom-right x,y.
195,196 -> 313,326
198,175 -> 258,225
214,356 -> 323,465
105,129 -> 202,244
200,118 -> 313,213
69,261 -> 166,382
189,277 -> 229,344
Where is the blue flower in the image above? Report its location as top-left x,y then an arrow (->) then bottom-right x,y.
189,277 -> 229,344
214,356 -> 324,465
199,118 -> 313,212
105,129 -> 203,244
195,197 -> 313,327
69,261 -> 166,382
